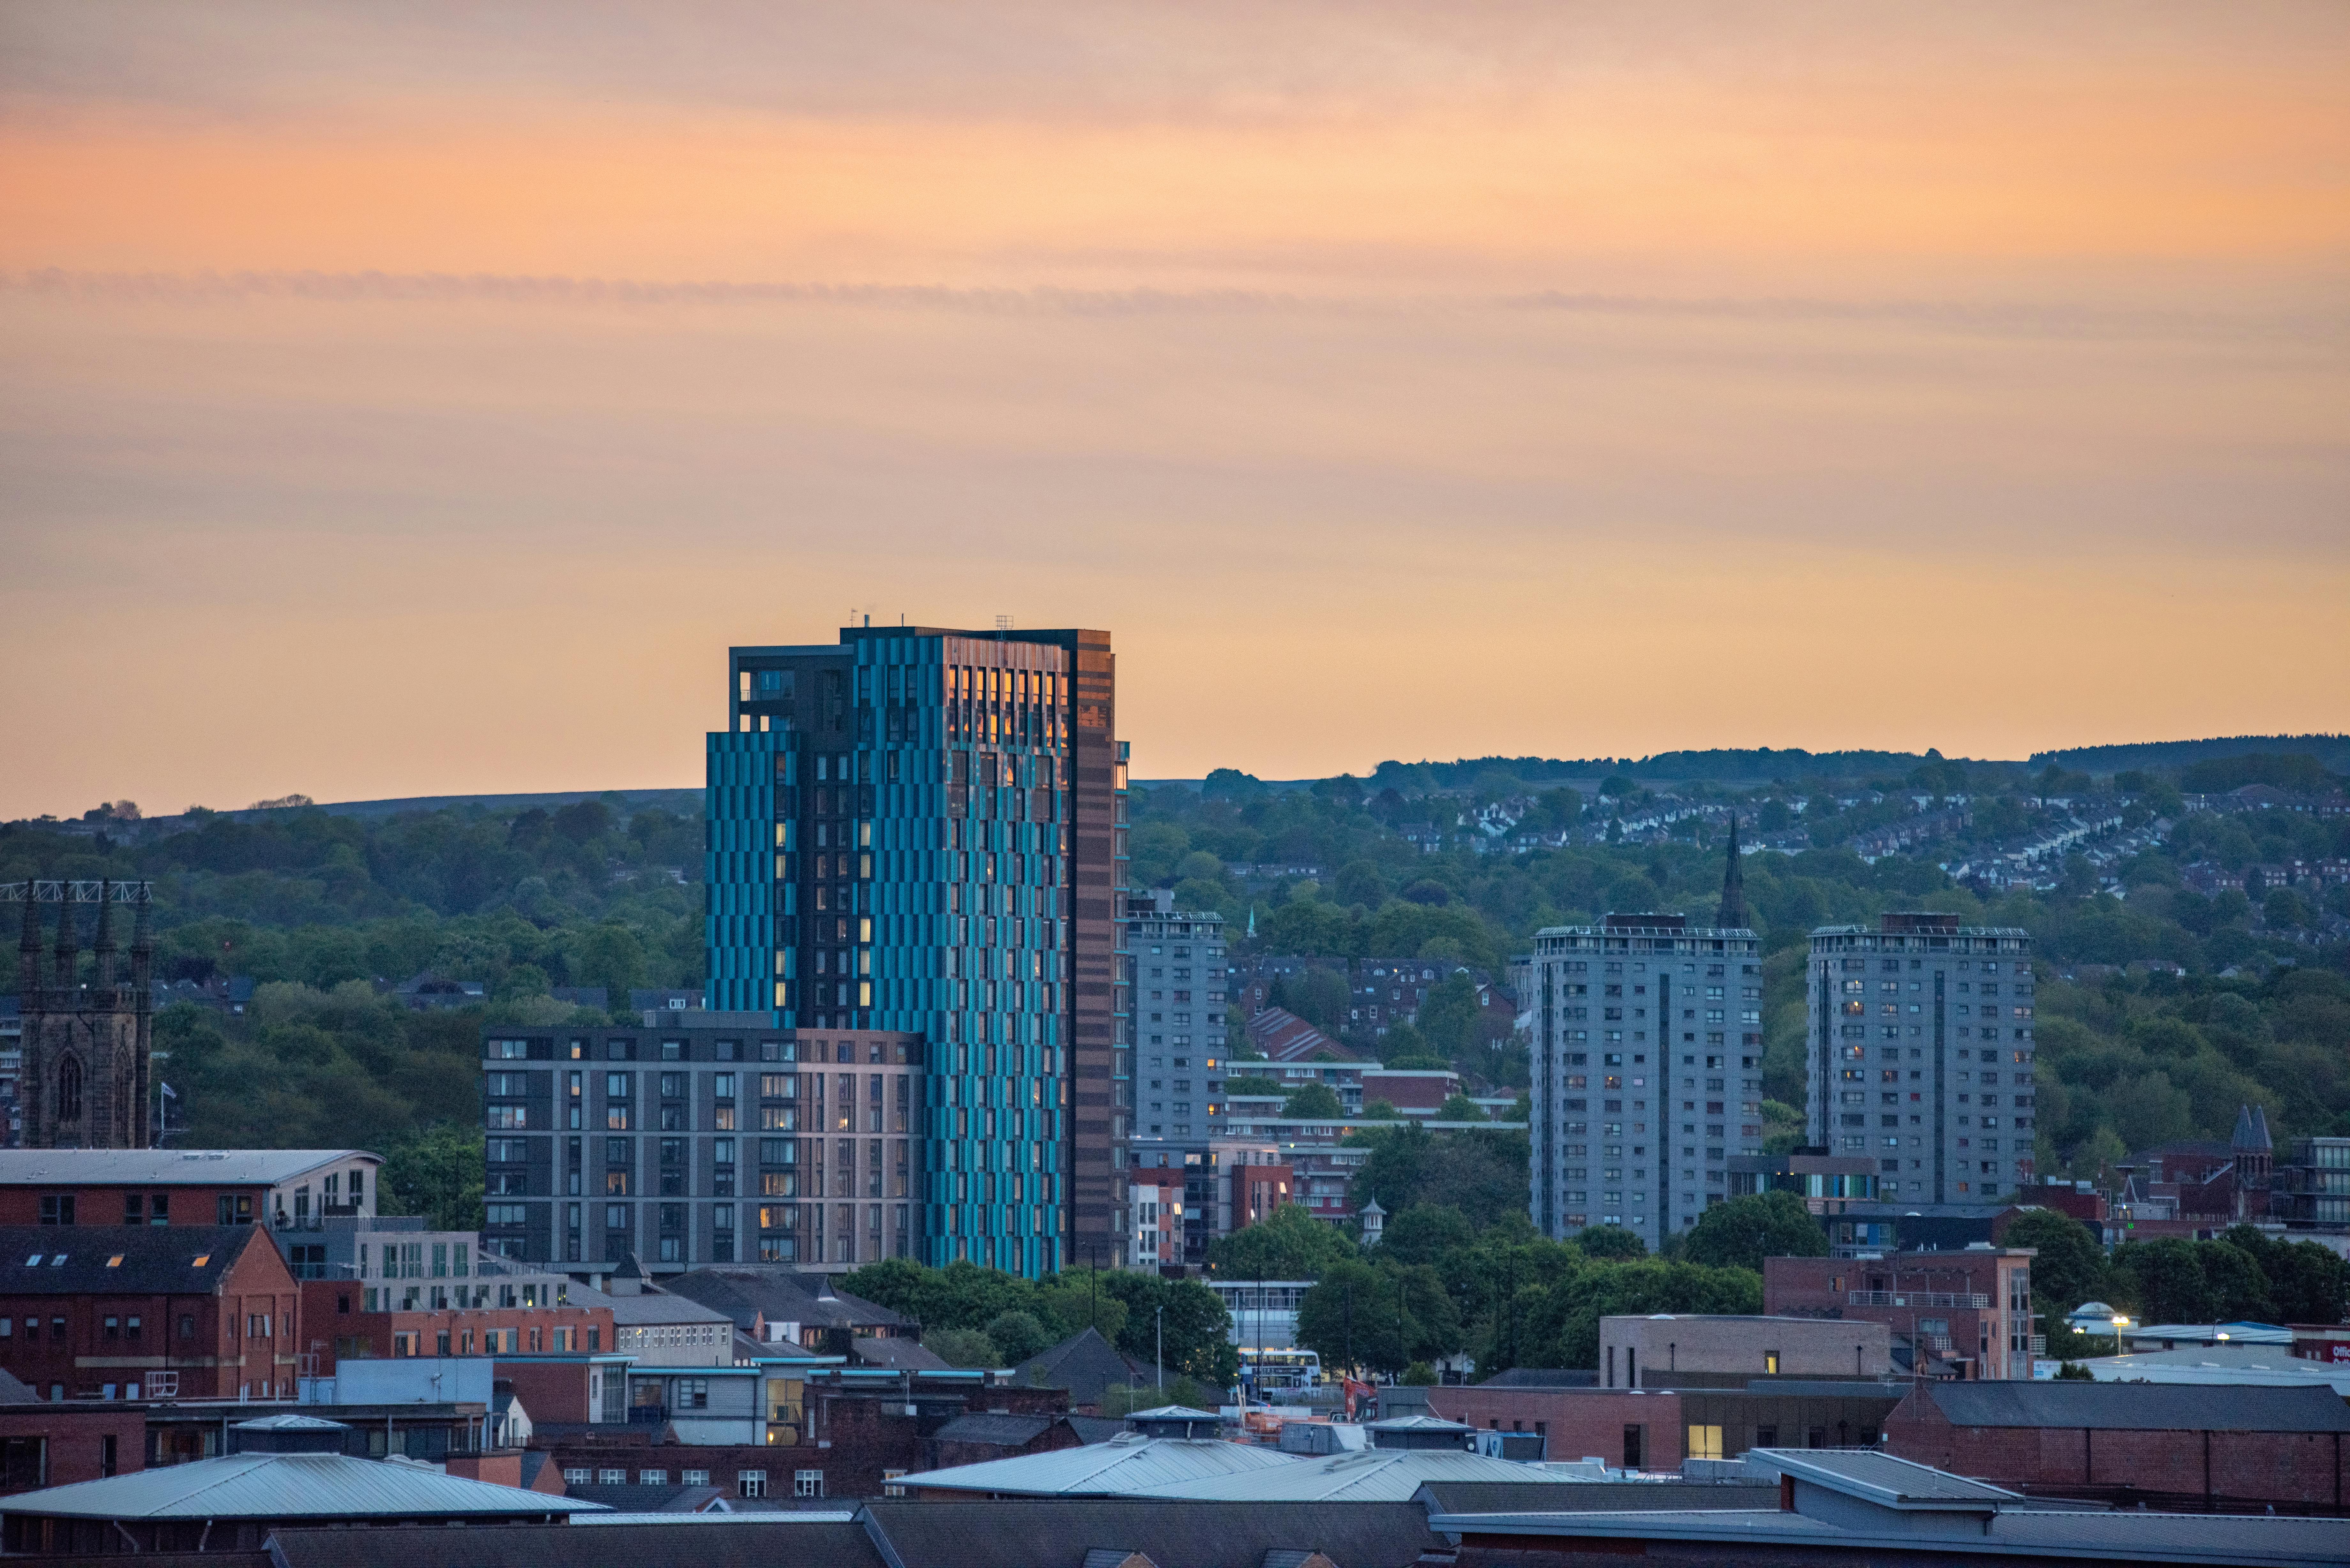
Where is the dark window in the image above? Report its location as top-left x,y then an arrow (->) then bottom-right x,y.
37,1196 -> 72,1226
55,1056 -> 83,1123
1622,1424 -> 1644,1469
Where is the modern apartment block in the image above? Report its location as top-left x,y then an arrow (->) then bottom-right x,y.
479,1019 -> 923,1277
1123,891 -> 1228,1142
1805,913 -> 2036,1202
702,625 -> 1127,1279
1526,901 -> 1765,1251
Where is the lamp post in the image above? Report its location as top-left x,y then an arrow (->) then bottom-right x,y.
1156,1305 -> 1164,1394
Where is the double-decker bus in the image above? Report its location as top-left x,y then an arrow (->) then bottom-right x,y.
1239,1346 -> 1323,1391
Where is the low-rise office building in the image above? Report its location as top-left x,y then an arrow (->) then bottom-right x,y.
1429,1376 -> 1907,1470
1597,1314 -> 1891,1387
0,1224 -> 298,1402
1763,1246 -> 2037,1380
0,1149 -> 380,1232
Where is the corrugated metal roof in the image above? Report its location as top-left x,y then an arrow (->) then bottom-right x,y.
902,1436 -> 1300,1496
0,1452 -> 610,1520
0,1150 -> 377,1185
1127,1449 -> 1596,1503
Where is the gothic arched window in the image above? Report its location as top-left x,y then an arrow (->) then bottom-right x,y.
57,1054 -> 83,1123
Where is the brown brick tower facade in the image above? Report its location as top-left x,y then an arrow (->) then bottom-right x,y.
13,881 -> 153,1150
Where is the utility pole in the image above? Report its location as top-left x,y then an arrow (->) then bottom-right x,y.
1156,1305 -> 1164,1393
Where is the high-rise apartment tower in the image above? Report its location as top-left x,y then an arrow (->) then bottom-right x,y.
1525,835 -> 1764,1249
1805,913 -> 2035,1202
704,625 -> 1127,1278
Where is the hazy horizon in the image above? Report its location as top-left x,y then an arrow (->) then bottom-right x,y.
4,4 -> 2345,819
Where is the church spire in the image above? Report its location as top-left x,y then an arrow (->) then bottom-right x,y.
1716,814 -> 1750,930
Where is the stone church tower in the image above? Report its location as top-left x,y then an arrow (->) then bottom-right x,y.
13,881 -> 153,1149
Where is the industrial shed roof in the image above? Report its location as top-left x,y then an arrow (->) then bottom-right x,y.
0,1453 -> 610,1521
902,1434 -> 1299,1496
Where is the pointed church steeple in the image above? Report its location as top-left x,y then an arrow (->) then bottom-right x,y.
1715,814 -> 1750,930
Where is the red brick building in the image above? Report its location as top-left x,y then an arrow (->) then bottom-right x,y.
1884,1379 -> 2350,1510
298,1278 -> 615,1372
1764,1247 -> 2035,1380
0,1401 -> 143,1492
0,1150 -> 380,1231
1430,1376 -> 1906,1470
0,1225 -> 298,1401
1231,1163 -> 1295,1231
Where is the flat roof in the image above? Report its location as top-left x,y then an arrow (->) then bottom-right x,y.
0,1149 -> 379,1185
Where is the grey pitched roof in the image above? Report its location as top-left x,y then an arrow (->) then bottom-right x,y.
1472,1368 -> 1597,1388
860,1499 -> 1444,1568
562,1482 -> 731,1513
566,1282 -> 733,1326
659,1266 -> 910,1331
0,1366 -> 36,1403
1128,1447 -> 1597,1503
269,1519 -> 887,1568
0,1149 -> 378,1186
0,1452 -> 609,1520
931,1413 -> 1056,1449
1414,1480 -> 1775,1514
1014,1327 -> 1149,1406
852,1335 -> 952,1370
1065,1417 -> 1128,1446
1921,1378 -> 2350,1432
1755,1447 -> 2019,1508
903,1434 -> 1298,1496
0,1224 -> 273,1296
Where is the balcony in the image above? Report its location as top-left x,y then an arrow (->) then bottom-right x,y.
1848,1290 -> 1989,1309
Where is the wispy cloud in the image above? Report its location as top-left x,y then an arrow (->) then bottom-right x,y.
8,269 -> 2335,346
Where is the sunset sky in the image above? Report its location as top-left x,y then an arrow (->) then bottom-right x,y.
3,2 -> 2345,818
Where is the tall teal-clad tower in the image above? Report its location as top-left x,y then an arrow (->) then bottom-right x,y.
706,625 -> 1130,1278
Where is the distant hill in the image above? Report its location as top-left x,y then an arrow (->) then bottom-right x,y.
2030,735 -> 2350,773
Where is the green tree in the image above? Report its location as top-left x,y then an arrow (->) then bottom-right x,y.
2001,1209 -> 2111,1316
1574,1225 -> 1647,1260
1679,1192 -> 1829,1272
379,1121 -> 484,1232
1097,1272 -> 1239,1385
983,1310 -> 1053,1365
923,1326 -> 1002,1368
1036,1279 -> 1130,1345
1436,1093 -> 1487,1123
1293,1258 -> 1463,1376
1282,1082 -> 1346,1120
1376,1203 -> 1476,1266
1417,972 -> 1483,1057
1209,1202 -> 1356,1280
